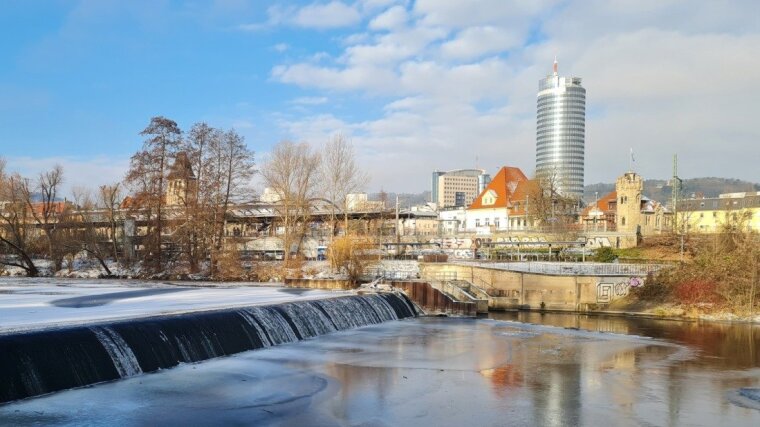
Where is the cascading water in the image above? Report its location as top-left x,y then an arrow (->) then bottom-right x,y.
90,326 -> 143,378
0,293 -> 417,404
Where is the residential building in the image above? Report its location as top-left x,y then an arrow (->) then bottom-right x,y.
679,192 -> 760,233
466,166 -> 534,232
346,193 -> 385,211
432,169 -> 487,209
439,207 -> 467,235
536,58 -> 586,199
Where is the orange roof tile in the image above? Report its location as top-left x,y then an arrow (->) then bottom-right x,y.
581,190 -> 617,216
468,166 -> 529,210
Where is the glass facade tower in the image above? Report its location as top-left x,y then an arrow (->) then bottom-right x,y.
536,59 -> 586,199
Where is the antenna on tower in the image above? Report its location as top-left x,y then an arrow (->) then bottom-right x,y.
553,56 -> 558,75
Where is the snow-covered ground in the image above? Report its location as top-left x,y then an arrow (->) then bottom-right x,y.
0,278 -> 351,334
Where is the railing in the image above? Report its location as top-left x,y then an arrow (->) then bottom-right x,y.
364,267 -> 418,280
456,261 -> 667,277
388,281 -> 477,316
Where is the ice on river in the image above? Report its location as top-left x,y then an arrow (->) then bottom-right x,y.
2,317 -> 759,426
0,277 -> 350,333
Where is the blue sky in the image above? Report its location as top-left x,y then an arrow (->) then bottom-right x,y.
2,0 -> 759,196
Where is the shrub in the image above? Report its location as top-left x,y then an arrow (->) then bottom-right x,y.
630,278 -> 672,302
674,279 -> 720,305
328,236 -> 377,284
593,247 -> 617,263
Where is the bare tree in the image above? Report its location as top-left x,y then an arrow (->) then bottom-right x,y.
260,141 -> 320,262
61,187 -> 114,276
527,170 -> 578,234
125,116 -> 182,272
205,128 -> 255,275
0,161 -> 40,276
21,165 -> 67,271
183,123 -> 216,272
98,183 -> 123,263
319,134 -> 368,240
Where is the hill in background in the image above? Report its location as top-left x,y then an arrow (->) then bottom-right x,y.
584,177 -> 759,205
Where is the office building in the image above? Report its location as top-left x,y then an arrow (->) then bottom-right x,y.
536,58 -> 586,199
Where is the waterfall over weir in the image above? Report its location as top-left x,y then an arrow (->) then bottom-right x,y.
0,293 -> 417,404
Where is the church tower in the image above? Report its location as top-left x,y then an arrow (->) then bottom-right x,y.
166,152 -> 197,206
615,171 -> 643,233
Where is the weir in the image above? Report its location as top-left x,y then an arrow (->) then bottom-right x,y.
0,293 -> 417,404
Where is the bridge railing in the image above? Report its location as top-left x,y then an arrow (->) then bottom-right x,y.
456,261 -> 667,276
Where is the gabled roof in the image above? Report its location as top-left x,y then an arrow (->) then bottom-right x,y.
509,179 -> 541,215
581,191 -> 617,216
468,166 -> 528,210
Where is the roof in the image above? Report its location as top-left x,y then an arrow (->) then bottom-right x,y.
467,166 -> 528,210
167,152 -> 196,180
581,191 -> 617,216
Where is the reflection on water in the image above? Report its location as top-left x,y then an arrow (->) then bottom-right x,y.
490,311 -> 760,370
2,317 -> 759,426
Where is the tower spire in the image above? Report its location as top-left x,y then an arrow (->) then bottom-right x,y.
553,56 -> 558,75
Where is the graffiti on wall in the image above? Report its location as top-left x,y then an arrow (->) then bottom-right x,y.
597,277 -> 644,303
585,237 -> 612,249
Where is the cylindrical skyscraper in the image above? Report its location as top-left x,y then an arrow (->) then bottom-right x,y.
536,58 -> 586,199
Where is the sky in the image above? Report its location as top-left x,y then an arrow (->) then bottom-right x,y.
1,0 -> 759,197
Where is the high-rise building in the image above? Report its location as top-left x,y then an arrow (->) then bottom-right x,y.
432,169 -> 487,208
536,58 -> 586,199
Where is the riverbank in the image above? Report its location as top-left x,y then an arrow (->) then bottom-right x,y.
491,302 -> 760,324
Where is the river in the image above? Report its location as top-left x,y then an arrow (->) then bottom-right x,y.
1,280 -> 759,426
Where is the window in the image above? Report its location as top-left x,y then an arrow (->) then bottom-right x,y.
485,218 -> 490,226
494,218 -> 500,228
621,217 -> 626,226
475,219 -> 480,227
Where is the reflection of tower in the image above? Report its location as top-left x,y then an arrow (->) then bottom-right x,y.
615,172 -> 643,233
536,58 -> 586,199
531,361 -> 582,427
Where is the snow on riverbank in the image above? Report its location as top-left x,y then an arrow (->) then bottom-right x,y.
0,278 -> 351,334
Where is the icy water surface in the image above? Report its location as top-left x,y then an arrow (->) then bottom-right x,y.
0,278 -> 349,333
2,317 -> 759,426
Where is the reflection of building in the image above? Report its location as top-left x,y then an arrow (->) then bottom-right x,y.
579,171 -> 671,235
679,192 -> 760,233
432,169 -> 488,209
536,58 -> 585,199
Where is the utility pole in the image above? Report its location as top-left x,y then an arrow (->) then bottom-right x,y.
672,154 -> 684,262
395,194 -> 400,245
672,154 -> 681,233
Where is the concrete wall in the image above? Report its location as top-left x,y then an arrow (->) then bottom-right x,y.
420,263 -> 645,312
283,278 -> 356,290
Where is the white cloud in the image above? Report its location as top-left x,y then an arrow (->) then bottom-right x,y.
269,0 -> 760,191
369,5 -> 407,31
292,1 -> 361,29
440,26 -> 519,60
7,156 -> 130,199
414,0 -> 557,28
272,43 -> 289,52
291,96 -> 329,105
272,63 -> 399,93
